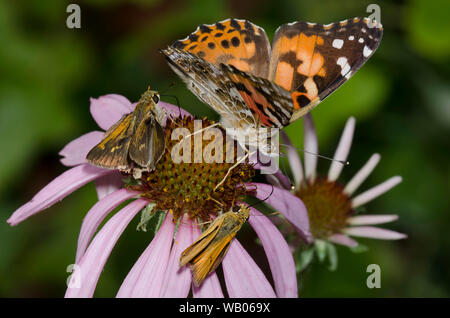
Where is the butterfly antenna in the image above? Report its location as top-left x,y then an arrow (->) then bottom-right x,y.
281,143 -> 349,166
247,184 -> 274,209
160,93 -> 182,118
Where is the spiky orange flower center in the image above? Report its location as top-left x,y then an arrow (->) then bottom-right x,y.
297,178 -> 354,239
132,116 -> 255,222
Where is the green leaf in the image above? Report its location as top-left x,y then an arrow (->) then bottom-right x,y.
326,242 -> 338,271
350,244 -> 369,253
295,248 -> 315,272
153,210 -> 166,234
315,239 -> 327,263
136,203 -> 156,232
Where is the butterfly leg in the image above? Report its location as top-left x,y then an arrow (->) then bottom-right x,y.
214,149 -> 255,191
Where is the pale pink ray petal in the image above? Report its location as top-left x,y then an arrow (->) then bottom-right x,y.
94,171 -> 124,200
7,164 -> 112,226
251,182 -> 311,242
65,198 -> 148,298
343,226 -> 407,240
281,131 -> 303,189
59,131 -> 104,167
105,94 -> 136,111
328,233 -> 358,247
75,188 -> 139,263
265,173 -> 284,190
303,114 -> 318,182
248,207 -> 298,297
160,216 -> 194,298
90,95 -> 134,131
191,224 -> 224,298
348,214 -> 398,226
116,213 -> 175,298
222,239 -> 276,298
328,117 -> 355,182
252,161 -> 291,190
192,273 -> 224,298
272,169 -> 292,190
351,176 -> 402,208
344,153 -> 381,195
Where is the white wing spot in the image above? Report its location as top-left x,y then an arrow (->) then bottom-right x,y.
363,45 -> 373,57
337,57 -> 350,76
332,39 -> 344,49
358,38 -> 364,43
348,35 -> 355,41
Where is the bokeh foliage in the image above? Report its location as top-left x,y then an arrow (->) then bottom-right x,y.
0,0 -> 449,297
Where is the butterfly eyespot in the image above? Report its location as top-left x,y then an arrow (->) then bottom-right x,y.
152,94 -> 160,104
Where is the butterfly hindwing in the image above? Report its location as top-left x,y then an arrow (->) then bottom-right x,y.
172,18 -> 271,78
220,63 -> 294,128
268,17 -> 383,121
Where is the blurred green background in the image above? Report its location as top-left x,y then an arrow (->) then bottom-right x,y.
1,0 -> 449,297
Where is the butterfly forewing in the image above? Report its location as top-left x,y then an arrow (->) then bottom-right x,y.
172,18 -> 271,78
86,113 -> 134,170
179,217 -> 223,267
268,17 -> 383,120
162,47 -> 257,130
179,205 -> 249,286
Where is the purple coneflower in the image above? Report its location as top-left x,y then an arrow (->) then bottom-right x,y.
7,94 -> 310,298
268,114 -> 406,268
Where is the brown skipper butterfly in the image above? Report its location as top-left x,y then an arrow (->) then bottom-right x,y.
86,87 -> 166,178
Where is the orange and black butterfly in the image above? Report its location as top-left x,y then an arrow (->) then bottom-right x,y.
86,88 -> 166,178
180,203 -> 250,286
161,17 -> 382,146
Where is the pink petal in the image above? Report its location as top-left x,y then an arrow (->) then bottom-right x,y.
328,117 -> 355,182
192,273 -> 224,298
280,131 -> 303,189
348,214 -> 399,226
8,164 -> 112,226
343,226 -> 407,240
303,114 -> 318,182
191,224 -> 224,298
248,207 -> 298,297
160,216 -> 194,298
59,131 -> 104,167
251,182 -> 311,242
344,153 -> 381,195
65,198 -> 148,298
75,188 -> 139,263
328,233 -> 358,247
351,176 -> 402,208
222,239 -> 276,298
116,213 -> 175,298
90,94 -> 134,131
94,171 -> 124,200
271,169 -> 292,190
